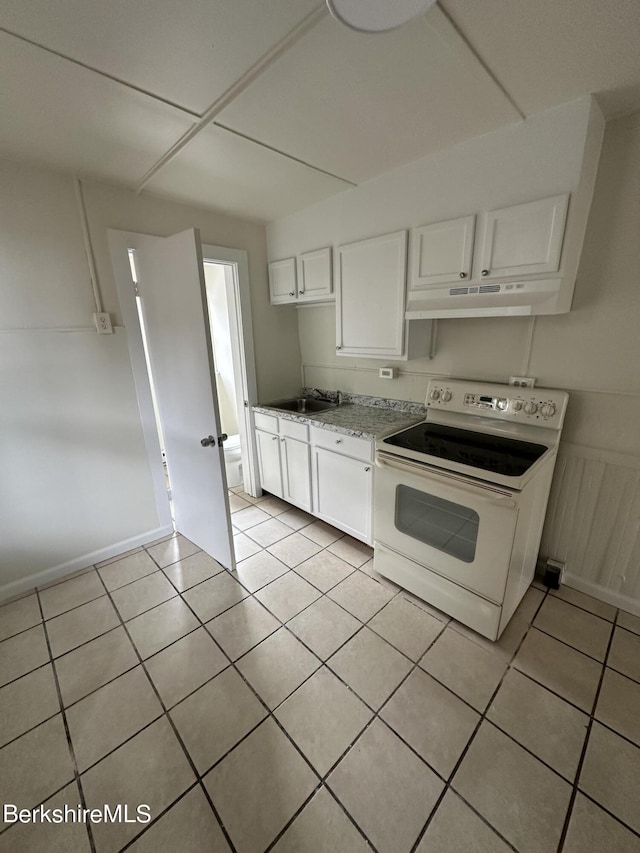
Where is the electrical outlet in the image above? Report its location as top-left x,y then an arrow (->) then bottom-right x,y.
379,367 -> 396,379
509,376 -> 535,388
93,312 -> 113,334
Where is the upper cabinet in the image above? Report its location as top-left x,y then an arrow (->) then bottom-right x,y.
269,248 -> 332,305
410,215 -> 476,290
336,230 -> 434,361
478,194 -> 569,280
268,257 -> 297,305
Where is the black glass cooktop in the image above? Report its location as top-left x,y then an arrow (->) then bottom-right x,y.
383,423 -> 547,477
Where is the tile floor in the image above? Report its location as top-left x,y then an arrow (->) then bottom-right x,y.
1,487 -> 640,852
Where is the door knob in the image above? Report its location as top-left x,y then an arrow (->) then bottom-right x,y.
481,269 -> 489,276
200,435 -> 216,447
218,433 -> 228,445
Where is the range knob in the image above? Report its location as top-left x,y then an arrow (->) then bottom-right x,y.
512,400 -> 523,412
524,401 -> 538,415
540,402 -> 556,419
429,389 -> 440,401
441,390 -> 452,402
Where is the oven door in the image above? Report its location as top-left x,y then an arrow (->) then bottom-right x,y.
375,451 -> 518,603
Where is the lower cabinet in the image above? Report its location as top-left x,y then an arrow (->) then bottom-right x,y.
255,428 -> 283,497
281,436 -> 312,512
312,446 -> 373,544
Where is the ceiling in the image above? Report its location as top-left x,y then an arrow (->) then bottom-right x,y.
1,0 -> 640,222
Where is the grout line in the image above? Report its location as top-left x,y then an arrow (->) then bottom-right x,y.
526,624 -> 611,665
34,590 -> 97,853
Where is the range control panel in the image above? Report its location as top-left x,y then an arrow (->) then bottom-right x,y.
426,380 -> 569,429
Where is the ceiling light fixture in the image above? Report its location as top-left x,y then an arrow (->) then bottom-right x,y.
326,0 -> 437,33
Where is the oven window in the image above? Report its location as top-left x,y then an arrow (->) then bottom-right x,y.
395,485 -> 479,563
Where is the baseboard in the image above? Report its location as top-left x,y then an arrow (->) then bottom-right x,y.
0,525 -> 175,604
563,572 -> 640,618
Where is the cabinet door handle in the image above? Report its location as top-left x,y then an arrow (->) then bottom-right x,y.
272,436 -> 278,441
335,439 -> 343,444
365,466 -> 371,472
280,438 -> 285,442
336,346 -> 342,350
481,269 -> 489,276
299,289 -> 305,294
459,272 -> 467,279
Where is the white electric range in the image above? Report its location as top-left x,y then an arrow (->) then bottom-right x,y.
373,379 -> 568,640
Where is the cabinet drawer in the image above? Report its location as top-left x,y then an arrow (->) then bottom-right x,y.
279,419 -> 308,442
254,412 -> 279,433
310,426 -> 373,462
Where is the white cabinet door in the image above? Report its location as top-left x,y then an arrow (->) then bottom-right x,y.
256,428 -> 283,497
410,215 -> 475,290
298,247 -> 332,302
313,447 -> 373,544
479,194 -> 569,280
281,437 -> 312,512
268,258 -> 297,304
336,230 -> 407,359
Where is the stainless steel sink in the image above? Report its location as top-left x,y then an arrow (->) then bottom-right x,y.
271,398 -> 338,414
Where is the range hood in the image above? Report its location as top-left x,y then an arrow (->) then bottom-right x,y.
405,277 -> 564,319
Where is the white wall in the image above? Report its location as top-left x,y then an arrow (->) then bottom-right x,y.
0,162 -> 301,598
268,105 -> 640,610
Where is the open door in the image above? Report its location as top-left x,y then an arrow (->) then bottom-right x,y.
133,229 -> 235,570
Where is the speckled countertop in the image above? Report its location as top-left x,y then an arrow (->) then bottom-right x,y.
253,390 -> 426,440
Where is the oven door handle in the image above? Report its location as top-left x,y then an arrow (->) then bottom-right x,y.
376,451 -> 517,507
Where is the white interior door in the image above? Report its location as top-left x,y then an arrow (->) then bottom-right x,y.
134,229 -> 234,569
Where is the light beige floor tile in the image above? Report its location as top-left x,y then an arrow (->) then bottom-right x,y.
381,669 -> 479,777
146,533 -> 200,568
513,628 -> 602,712
204,719 -> 318,853
416,789 -> 512,853
127,787 -> 230,853
487,668 -> 589,780
46,597 -> 120,658
0,623 -> 49,687
278,507 -> 315,531
400,590 -> 451,623
146,628 -> 228,709
368,597 -> 444,660
171,667 -> 266,774
126,596 -> 199,660
563,792 -> 640,853
0,594 -> 41,642
182,571 -> 248,622
453,721 -> 572,852
300,520 -> 344,548
95,546 -> 144,569
534,596 -> 612,660
550,585 -> 617,621
82,717 -> 195,853
596,667 -> 640,746
39,570 -> 105,620
580,722 -> 640,834
66,666 -> 162,772
617,609 -> 640,635
420,628 -> 507,711
97,551 -> 158,592
359,558 -> 402,592
272,787 -> 369,853
236,628 -> 320,710
229,493 -> 251,513
254,571 -> 321,622
0,716 -> 74,830
328,571 -> 395,622
206,598 -> 279,660
234,551 -> 290,592
0,781 -> 91,853
328,719 -> 443,853
328,627 -> 412,710
0,665 -> 60,747
37,565 -> 94,592
268,533 -> 322,569
230,505 -> 271,531
287,597 -> 361,660
244,517 -> 293,548
327,536 -> 373,568
608,626 -> 640,681
162,551 -> 224,592
294,551 -> 355,592
56,626 -> 138,707
143,531 -> 177,548
275,668 -> 372,775
233,532 -> 262,561
258,496 -> 290,516
110,572 -> 177,622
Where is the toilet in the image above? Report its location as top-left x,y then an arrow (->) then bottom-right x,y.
224,434 -> 243,487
